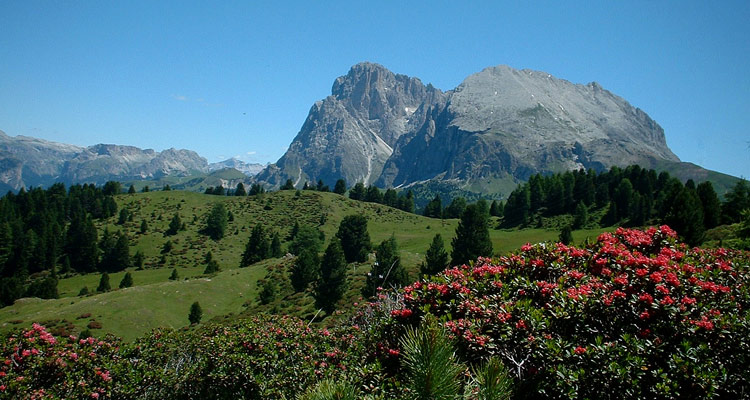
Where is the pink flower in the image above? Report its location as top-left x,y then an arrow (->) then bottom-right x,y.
574,346 -> 587,355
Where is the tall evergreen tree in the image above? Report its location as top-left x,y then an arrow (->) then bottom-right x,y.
233,182 -> 246,196
204,203 -> 228,240
398,190 -> 415,213
421,233 -> 449,276
270,232 -> 282,258
573,202 -> 588,229
722,179 -> 749,224
291,248 -> 320,292
333,179 -> 347,195
423,195 -> 443,218
348,182 -> 366,201
280,179 -> 295,190
128,185 -> 136,194
165,213 -> 182,236
289,225 -> 323,255
100,231 -> 130,272
696,181 -> 721,229
364,185 -> 383,203
97,272 -> 111,292
316,239 -> 348,313
336,215 -> 371,263
383,189 -> 399,208
119,272 -> 133,288
503,186 -> 530,226
188,302 -> 202,324
666,187 -> 705,247
451,204 -> 493,266
140,220 -> 148,234
316,179 -> 329,192
65,213 -> 99,273
365,235 -> 407,296
559,225 -> 573,245
240,224 -> 270,267
489,200 -> 503,217
443,197 -> 467,219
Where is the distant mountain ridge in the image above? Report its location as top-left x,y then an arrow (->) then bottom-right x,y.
257,63 -> 736,198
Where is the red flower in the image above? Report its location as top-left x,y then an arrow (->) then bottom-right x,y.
574,346 -> 587,355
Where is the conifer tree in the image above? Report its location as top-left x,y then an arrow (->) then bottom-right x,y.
119,272 -> 133,288
666,187 -> 705,246
489,200 -> 503,217
399,190 -> 416,213
240,224 -> 270,267
188,302 -> 202,324
270,232 -> 282,258
316,239 -> 348,312
333,179 -> 347,195
348,182 -> 366,201
235,182 -> 247,196
128,185 -> 136,194
140,219 -> 148,234
423,195 -> 443,218
169,268 -> 179,281
165,213 -> 181,236
97,272 -> 111,292
204,203 -> 228,240
258,279 -> 277,305
365,235 -> 407,296
336,215 -> 371,263
289,225 -> 323,255
364,185 -> 383,203
443,197 -> 467,219
204,259 -> 220,274
573,202 -> 588,229
133,251 -> 144,270
291,248 -> 320,292
421,233 -> 449,276
696,181 -> 721,229
559,225 -> 573,245
451,204 -> 493,266
280,179 -> 295,190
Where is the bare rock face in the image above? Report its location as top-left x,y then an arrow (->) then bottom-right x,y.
378,65 -> 678,188
255,62 -> 445,187
258,63 -> 681,196
0,131 -> 208,190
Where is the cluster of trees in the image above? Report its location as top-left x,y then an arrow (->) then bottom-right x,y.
279,177 -> 418,214
0,183 -> 122,306
204,182 -> 265,197
422,194 -> 504,220
502,166 -> 742,246
239,224 -> 282,267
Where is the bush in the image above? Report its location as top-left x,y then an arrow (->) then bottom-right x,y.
387,226 -> 750,399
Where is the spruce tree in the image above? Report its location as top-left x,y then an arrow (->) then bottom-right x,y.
97,272 -> 111,292
128,185 -> 136,194
291,248 -> 320,292
336,215 -> 371,263
119,272 -> 133,288
280,179 -> 295,190
235,182 -> 247,196
165,213 -> 181,236
188,302 -> 202,324
443,197 -> 467,219
489,200 -> 503,217
559,225 -> 573,245
258,279 -> 277,305
451,203 -> 493,266
423,195 -> 443,218
666,187 -> 705,246
240,224 -> 270,267
204,259 -> 220,274
289,225 -> 323,255
169,268 -> 179,280
316,239 -> 348,312
365,235 -> 407,296
140,219 -> 148,234
270,232 -> 282,258
204,203 -> 228,240
421,233 -> 449,276
573,202 -> 588,229
333,179 -> 347,195
133,251 -> 144,270
348,182 -> 366,201
697,181 -> 722,229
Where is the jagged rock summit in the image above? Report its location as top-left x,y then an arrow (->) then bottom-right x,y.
258,63 -> 681,197
255,62 -> 445,187
0,130 -> 208,191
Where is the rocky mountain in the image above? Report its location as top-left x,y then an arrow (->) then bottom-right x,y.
255,62 -> 445,187
258,63 -> 726,198
208,158 -> 265,176
0,131 -> 208,191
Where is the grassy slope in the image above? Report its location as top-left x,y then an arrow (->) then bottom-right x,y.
0,190 -> 609,340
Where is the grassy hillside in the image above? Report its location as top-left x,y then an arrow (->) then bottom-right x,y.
0,190 -> 609,340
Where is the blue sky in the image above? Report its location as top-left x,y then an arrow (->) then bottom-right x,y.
1,1 -> 748,178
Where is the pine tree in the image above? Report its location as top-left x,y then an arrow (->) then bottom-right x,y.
188,302 -> 202,324
364,185 -> 383,203
697,181 -> 722,229
280,179 -> 295,190
128,185 -> 136,194
119,272 -> 133,288
489,200 -> 503,217
348,182 -> 366,201
316,179 -> 329,192
258,279 -> 277,305
333,179 -> 347,195
421,234 -> 449,276
383,189 -> 398,208
399,190 -> 416,213
97,272 -> 111,292
235,182 -> 247,196
503,186 -> 530,226
336,215 -> 371,263
573,201 -> 588,229
365,235 -> 408,296
140,220 -> 148,234
240,224 -> 270,267
443,197 -> 467,219
169,268 -> 179,280
451,203 -> 493,266
204,203 -> 228,240
291,248 -> 319,292
423,195 -> 443,218
666,187 -> 705,246
133,251 -> 144,270
204,259 -> 220,274
270,232 -> 282,258
165,213 -> 181,236
316,239 -> 348,313
559,225 -> 573,245
289,225 -> 323,255
65,213 -> 99,273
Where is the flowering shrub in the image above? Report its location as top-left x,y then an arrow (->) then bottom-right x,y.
389,226 -> 750,399
0,323 -> 123,399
